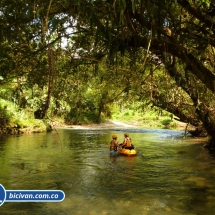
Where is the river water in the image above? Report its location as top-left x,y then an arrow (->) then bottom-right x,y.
0,127 -> 215,215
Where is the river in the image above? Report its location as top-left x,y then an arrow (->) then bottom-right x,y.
0,127 -> 215,215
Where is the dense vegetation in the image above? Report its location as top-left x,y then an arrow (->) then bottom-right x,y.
0,0 -> 215,145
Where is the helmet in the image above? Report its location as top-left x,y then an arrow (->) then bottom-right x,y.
112,134 -> 117,139
124,133 -> 129,137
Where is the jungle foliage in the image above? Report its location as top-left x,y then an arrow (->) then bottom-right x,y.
0,0 -> 215,144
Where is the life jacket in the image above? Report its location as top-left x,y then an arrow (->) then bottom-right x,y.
126,137 -> 132,147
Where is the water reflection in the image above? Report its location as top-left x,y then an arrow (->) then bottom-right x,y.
0,128 -> 214,214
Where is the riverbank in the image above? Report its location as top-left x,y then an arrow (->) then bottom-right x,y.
0,113 -> 190,135
0,119 -> 51,135
0,98 -> 189,135
51,119 -> 188,130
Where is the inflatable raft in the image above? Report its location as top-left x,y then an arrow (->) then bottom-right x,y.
118,148 -> 137,156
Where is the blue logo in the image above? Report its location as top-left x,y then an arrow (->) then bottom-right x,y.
0,184 -> 65,206
0,184 -> 6,206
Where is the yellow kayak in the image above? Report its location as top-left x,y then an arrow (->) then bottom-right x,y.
118,148 -> 137,156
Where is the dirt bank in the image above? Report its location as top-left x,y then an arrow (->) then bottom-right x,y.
52,120 -> 188,130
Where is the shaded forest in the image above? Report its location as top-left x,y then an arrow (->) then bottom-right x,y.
0,0 -> 215,146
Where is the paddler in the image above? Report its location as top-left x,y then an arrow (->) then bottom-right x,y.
121,133 -> 134,149
110,134 -> 119,155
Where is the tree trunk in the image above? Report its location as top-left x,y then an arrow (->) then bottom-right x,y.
43,48 -> 55,118
35,48 -> 55,119
165,62 -> 215,145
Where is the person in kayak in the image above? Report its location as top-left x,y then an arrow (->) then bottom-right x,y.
110,134 -> 119,154
121,133 -> 134,149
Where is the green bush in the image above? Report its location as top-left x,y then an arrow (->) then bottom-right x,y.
161,118 -> 172,125
0,104 -> 10,127
0,98 -> 47,133
66,109 -> 101,124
